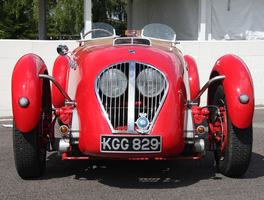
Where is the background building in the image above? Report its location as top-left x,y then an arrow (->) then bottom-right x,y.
126,0 -> 264,41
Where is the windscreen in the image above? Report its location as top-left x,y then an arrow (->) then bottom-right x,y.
80,22 -> 115,40
141,23 -> 176,42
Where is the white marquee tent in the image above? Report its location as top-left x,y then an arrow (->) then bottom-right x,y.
123,0 -> 264,40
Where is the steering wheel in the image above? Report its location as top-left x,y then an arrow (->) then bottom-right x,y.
83,29 -> 114,39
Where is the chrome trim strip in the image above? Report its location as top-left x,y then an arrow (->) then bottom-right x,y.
113,37 -> 152,46
39,74 -> 72,102
184,108 -> 194,145
127,61 -> 136,132
70,108 -> 79,145
78,35 -> 116,43
190,75 -> 226,104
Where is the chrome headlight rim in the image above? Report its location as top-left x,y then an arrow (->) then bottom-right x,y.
99,68 -> 127,98
136,68 -> 165,98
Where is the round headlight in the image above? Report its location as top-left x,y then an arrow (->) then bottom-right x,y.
99,69 -> 127,98
136,68 -> 165,97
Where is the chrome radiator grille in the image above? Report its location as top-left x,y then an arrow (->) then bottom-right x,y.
95,61 -> 169,134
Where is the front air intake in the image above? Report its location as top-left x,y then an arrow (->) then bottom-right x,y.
95,61 -> 169,134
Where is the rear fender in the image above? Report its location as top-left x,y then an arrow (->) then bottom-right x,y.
208,54 -> 254,129
51,55 -> 70,107
184,55 -> 200,105
12,54 -> 50,132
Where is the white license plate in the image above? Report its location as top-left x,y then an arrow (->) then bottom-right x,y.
100,135 -> 162,153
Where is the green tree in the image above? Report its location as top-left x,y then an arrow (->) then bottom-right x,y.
0,0 -> 127,39
0,0 -> 38,39
41,0 -> 59,39
92,0 -> 127,35
53,0 -> 127,38
54,0 -> 84,39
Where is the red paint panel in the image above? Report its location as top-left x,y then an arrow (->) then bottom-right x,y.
52,55 -> 70,107
211,54 -> 254,129
12,54 -> 47,132
184,55 -> 200,105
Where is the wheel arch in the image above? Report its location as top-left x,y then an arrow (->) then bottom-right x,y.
184,55 -> 200,105
51,55 -> 70,108
12,54 -> 51,132
208,54 -> 254,129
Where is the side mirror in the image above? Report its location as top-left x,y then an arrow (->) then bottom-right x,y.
57,44 -> 69,56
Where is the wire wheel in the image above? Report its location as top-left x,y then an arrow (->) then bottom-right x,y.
213,85 -> 252,177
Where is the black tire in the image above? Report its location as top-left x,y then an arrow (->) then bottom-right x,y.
213,85 -> 252,177
13,120 -> 46,179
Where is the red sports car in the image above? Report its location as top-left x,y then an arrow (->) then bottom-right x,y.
12,23 -> 254,179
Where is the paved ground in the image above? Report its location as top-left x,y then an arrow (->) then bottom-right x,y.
0,108 -> 263,200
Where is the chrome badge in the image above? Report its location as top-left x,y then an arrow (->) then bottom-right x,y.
135,113 -> 150,134
129,49 -> 135,54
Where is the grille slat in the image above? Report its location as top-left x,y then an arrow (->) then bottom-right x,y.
123,63 -> 126,130
127,62 -> 136,132
95,61 -> 169,134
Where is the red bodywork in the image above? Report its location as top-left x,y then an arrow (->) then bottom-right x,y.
12,54 -> 48,132
185,55 -> 200,105
70,44 -> 187,158
11,28 -> 254,161
208,55 -> 254,129
52,55 -> 70,108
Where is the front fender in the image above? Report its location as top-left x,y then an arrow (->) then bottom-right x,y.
52,55 -> 70,108
12,54 -> 48,132
184,55 -> 200,105
209,54 -> 254,129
